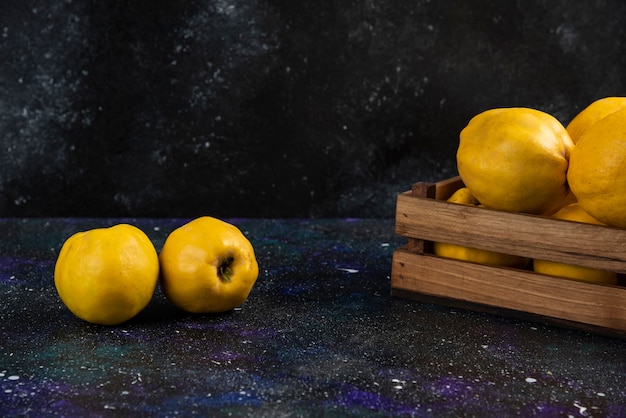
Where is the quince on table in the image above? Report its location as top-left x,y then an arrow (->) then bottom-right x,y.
54,224 -> 160,325
159,217 -> 259,314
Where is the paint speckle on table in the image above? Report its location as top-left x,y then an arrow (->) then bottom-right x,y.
337,267 -> 359,273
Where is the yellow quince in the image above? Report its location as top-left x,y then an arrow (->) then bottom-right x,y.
457,107 -> 574,215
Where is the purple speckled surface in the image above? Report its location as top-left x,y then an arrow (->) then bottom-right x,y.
1,218 -> 625,417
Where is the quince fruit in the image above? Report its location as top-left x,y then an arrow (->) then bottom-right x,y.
433,187 -> 528,267
457,107 -> 574,215
567,107 -> 626,228
533,203 -> 617,284
159,217 -> 259,313
54,224 -> 160,325
566,96 -> 626,144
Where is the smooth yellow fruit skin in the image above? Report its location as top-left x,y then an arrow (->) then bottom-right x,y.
159,217 -> 259,313
457,107 -> 573,215
54,224 -> 160,325
566,97 -> 626,144
568,107 -> 626,227
532,203 -> 617,284
433,188 -> 528,267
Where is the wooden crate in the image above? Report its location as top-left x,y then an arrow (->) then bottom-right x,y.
391,176 -> 626,339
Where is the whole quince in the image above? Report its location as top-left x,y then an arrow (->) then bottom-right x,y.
568,107 -> 626,228
159,217 -> 259,313
433,187 -> 528,267
457,107 -> 574,215
54,224 -> 160,325
533,203 -> 617,284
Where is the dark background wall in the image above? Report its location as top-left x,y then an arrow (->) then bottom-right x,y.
1,0 -> 625,218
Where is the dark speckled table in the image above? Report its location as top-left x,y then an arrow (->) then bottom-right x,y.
1,218 -> 625,417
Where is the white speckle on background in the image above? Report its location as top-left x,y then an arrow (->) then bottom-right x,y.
525,377 -> 537,383
392,378 -> 405,390
573,402 -> 587,415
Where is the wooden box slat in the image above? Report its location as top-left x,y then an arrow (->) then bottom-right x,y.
391,176 -> 626,338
